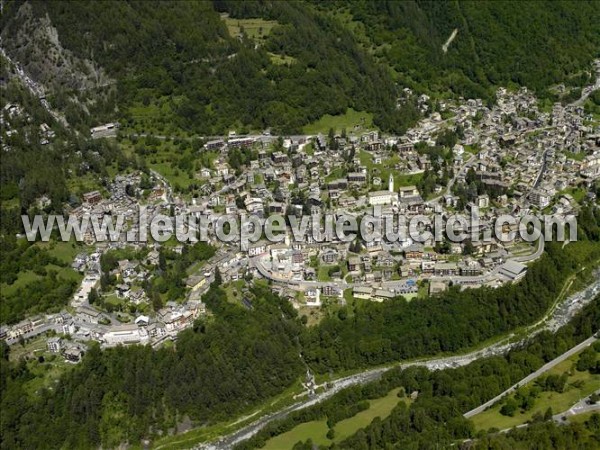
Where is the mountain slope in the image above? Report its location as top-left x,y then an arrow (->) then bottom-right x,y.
2,0 -> 417,135
2,1 -> 598,135
315,0 -> 600,99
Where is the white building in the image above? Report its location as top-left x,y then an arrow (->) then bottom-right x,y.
368,174 -> 397,206
104,324 -> 149,347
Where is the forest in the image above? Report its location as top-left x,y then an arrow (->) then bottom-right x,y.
2,1 -> 598,137
236,296 -> 600,449
0,236 -> 80,324
0,282 -> 304,449
0,0 -> 420,136
313,1 -> 600,101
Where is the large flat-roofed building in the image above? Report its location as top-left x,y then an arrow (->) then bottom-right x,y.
90,123 -> 118,139
498,260 -> 527,282
104,324 -> 149,347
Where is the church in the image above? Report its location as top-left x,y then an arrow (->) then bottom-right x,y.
368,173 -> 398,206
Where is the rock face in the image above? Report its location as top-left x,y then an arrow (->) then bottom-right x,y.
1,2 -> 113,93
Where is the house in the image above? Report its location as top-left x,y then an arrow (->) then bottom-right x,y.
269,202 -> 285,213
228,137 -> 255,148
322,285 -> 342,297
530,188 -> 553,208
321,249 -> 338,264
368,191 -> 397,206
460,261 -> 483,276
376,252 -> 395,267
305,288 -> 321,307
373,289 -> 395,302
134,315 -> 150,327
47,337 -> 62,353
421,261 -> 435,274
394,280 -> 418,295
205,139 -> 225,150
64,347 -> 85,363
76,306 -> 103,324
292,250 -> 304,264
399,186 -> 419,198
271,152 -> 288,164
129,289 -> 148,305
90,123 -> 118,138
62,321 -> 76,335
185,275 -> 208,292
115,283 -> 130,299
417,156 -> 431,170
404,244 -> 424,259
353,286 -> 373,300
347,172 -> 367,184
434,262 -> 459,276
248,241 -> 268,257
147,322 -> 167,339
348,256 -> 361,272
316,134 -> 327,151
477,194 -> 490,208
146,250 -> 160,266
82,191 -> 102,205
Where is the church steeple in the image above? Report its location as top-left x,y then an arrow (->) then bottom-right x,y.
389,173 -> 394,193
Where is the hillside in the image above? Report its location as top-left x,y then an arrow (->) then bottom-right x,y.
1,1 -> 417,135
2,1 -> 597,136
316,0 -> 600,99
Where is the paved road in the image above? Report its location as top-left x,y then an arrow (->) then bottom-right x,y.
464,335 -> 598,418
570,66 -> 600,107
252,235 -> 545,291
459,390 -> 600,444
554,391 -> 600,422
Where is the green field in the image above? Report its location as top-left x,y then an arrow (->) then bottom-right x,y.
317,265 -> 334,282
393,173 -> 423,189
463,144 -> 480,155
564,151 -> 586,162
262,421 -> 330,450
1,241 -> 83,297
66,171 -> 106,197
357,150 -> 422,189
262,388 -> 404,449
568,410 -> 600,425
302,108 -> 374,135
471,348 -> 600,431
120,138 -> 217,193
560,187 -> 587,203
334,388 -> 404,442
37,241 -> 83,264
268,52 -> 297,66
124,96 -> 192,137
222,17 -> 277,42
